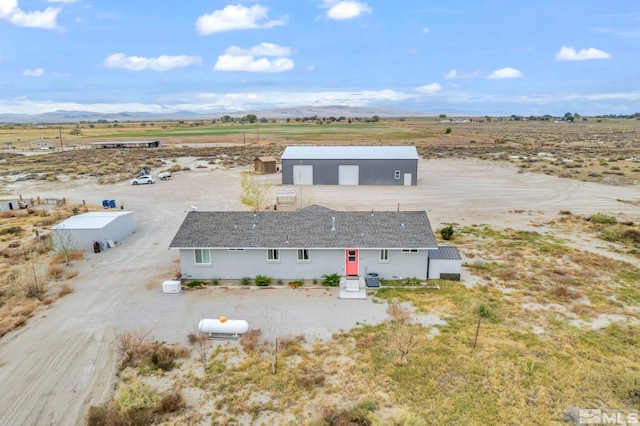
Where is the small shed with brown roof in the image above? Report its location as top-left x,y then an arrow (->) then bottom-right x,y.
254,156 -> 277,174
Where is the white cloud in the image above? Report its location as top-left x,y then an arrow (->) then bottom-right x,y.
46,0 -> 79,3
487,67 -> 523,79
555,46 -> 611,61
421,27 -> 430,34
214,55 -> 294,73
414,83 -> 442,94
443,69 -> 483,80
103,53 -> 203,71
306,65 -> 315,72
22,68 -> 44,77
214,43 -> 294,73
0,0 -> 60,29
195,4 -> 286,35
323,1 -> 371,20
225,42 -> 292,57
443,69 -> 458,80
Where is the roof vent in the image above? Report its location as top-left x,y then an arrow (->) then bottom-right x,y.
331,216 -> 336,231
401,223 -> 405,228
252,224 -> 256,229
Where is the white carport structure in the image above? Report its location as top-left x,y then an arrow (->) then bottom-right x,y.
51,211 -> 136,252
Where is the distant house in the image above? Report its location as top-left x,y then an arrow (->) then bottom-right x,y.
92,140 -> 161,149
30,138 -> 55,149
281,146 -> 418,186
169,205 -> 457,281
254,156 -> 277,174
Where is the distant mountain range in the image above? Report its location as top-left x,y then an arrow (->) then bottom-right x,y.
0,106 -> 432,124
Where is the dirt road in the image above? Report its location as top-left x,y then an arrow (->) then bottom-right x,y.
0,158 -> 638,425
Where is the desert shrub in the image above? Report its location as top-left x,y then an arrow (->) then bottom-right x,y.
254,275 -> 272,286
445,127 -> 452,134
277,279 -> 283,286
57,284 -> 74,298
210,278 -> 219,286
356,399 -> 377,412
158,390 -> 186,414
241,276 -> 251,286
387,301 -> 411,324
322,273 -> 340,287
48,264 -> 64,280
321,405 -> 372,426
115,380 -> 160,414
402,277 -> 421,286
114,327 -> 152,367
138,342 -> 183,372
0,226 -> 23,236
86,404 -> 114,426
621,228 -> 640,244
288,280 -> 303,288
590,213 -> 617,224
240,329 -> 261,353
440,225 -> 454,240
615,372 -> 640,404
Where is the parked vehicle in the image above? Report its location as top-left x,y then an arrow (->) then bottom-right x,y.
158,171 -> 172,180
131,175 -> 156,185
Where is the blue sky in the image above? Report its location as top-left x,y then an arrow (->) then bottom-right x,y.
1,0 -> 639,116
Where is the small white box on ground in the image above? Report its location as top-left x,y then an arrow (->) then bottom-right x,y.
162,280 -> 182,295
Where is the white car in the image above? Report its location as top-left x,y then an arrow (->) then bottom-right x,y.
131,175 -> 156,185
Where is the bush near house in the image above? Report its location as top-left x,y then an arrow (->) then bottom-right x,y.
440,225 -> 454,240
255,275 -> 272,286
322,273 -> 340,287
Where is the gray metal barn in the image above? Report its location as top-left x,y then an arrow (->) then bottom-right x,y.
281,146 -> 418,185
51,211 -> 136,252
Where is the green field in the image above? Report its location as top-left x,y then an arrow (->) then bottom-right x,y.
91,122 -> 423,140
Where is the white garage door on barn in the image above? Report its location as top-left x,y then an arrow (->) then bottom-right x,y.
292,165 -> 313,185
338,165 -> 359,185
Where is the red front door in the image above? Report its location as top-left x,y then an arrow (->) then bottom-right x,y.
345,249 -> 358,276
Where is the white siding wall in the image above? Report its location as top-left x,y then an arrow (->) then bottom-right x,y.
428,259 -> 462,279
179,248 -> 428,280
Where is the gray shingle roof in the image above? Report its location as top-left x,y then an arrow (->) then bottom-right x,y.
170,206 -> 437,249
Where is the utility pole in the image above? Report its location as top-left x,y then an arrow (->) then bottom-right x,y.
58,127 -> 64,152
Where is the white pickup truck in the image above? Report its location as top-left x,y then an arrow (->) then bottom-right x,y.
158,171 -> 172,180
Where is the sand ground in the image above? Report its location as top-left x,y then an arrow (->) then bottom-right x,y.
0,158 -> 639,425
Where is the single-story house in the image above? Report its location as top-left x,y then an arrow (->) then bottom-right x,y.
30,138 -> 55,149
169,205 -> 443,281
254,156 -> 278,174
281,146 -> 419,186
51,211 -> 136,252
427,246 -> 462,281
92,140 -> 161,149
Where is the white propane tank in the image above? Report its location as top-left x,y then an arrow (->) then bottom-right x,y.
198,317 -> 250,336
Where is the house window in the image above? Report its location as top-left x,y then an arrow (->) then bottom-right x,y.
194,249 -> 211,265
267,249 -> 280,261
394,170 -> 401,179
401,249 -> 418,253
297,249 -> 310,261
380,249 -> 389,262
